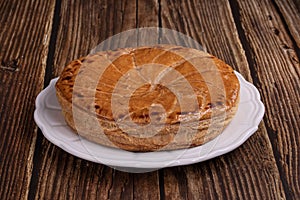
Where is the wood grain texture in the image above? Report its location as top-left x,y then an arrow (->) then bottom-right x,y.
160,0 -> 286,199
234,0 -> 300,199
53,0 -> 138,76
160,0 -> 252,80
293,0 -> 300,11
274,0 -> 300,48
1,0 -> 298,199
32,0 -> 161,199
163,128 -> 286,200
0,0 -> 56,199
137,0 -> 160,46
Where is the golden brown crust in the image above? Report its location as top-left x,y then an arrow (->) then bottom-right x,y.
55,45 -> 240,152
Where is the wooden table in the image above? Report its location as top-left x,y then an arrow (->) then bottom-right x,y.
0,0 -> 299,199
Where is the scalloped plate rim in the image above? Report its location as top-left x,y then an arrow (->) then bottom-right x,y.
34,71 -> 265,169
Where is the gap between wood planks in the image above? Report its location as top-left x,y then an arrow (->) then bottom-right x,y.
27,0 -> 165,199
26,0 -> 299,198
27,0 -> 62,199
271,0 -> 300,63
265,0 -> 299,198
228,0 -> 299,199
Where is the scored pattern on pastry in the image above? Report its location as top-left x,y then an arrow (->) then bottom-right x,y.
56,45 -> 240,152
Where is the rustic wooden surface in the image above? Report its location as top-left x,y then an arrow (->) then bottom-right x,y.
234,0 -> 300,199
0,0 -> 299,199
0,0 -> 56,199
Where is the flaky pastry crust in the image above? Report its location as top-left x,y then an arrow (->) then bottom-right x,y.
56,45 -> 240,152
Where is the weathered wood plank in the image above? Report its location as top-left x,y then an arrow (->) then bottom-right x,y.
274,0 -> 300,48
52,0 -> 140,76
233,0 -> 300,199
32,0 -> 161,199
0,0 -> 56,199
160,0 -> 251,80
133,172 -> 160,200
163,128 -> 286,200
160,0 -> 286,199
33,0 -> 136,199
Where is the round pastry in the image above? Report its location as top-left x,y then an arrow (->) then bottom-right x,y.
55,45 -> 240,152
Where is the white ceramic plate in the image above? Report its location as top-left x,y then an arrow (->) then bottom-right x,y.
34,72 -> 264,172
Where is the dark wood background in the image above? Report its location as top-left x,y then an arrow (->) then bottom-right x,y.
0,0 -> 299,199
